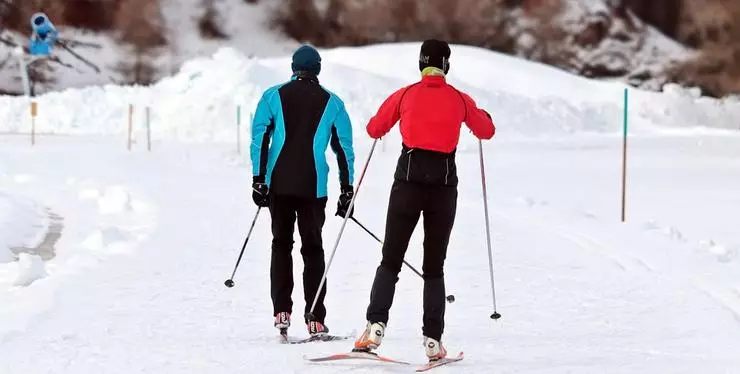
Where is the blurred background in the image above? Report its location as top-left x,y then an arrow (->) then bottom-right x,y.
1,0 -> 738,98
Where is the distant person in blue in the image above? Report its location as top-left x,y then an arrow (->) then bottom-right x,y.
29,13 -> 58,56
250,44 -> 355,338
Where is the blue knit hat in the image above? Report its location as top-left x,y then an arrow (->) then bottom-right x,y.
291,45 -> 321,76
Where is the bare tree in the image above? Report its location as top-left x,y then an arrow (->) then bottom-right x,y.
199,0 -> 229,39
115,0 -> 167,85
272,0 -> 326,44
668,0 -> 740,96
271,0 -> 512,48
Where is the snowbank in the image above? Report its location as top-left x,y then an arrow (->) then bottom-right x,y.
12,254 -> 48,287
0,192 -> 48,263
1,44 -> 739,145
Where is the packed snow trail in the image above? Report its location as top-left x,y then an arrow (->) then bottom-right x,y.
1,133 -> 739,374
2,43 -> 740,373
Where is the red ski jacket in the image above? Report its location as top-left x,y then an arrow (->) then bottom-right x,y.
366,75 -> 495,153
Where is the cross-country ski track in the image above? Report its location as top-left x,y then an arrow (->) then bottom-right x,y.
1,44 -> 739,373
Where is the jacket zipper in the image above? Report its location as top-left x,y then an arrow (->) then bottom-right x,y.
445,158 -> 449,185
406,149 -> 413,181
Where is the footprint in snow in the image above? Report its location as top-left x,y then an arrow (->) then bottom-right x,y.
97,186 -> 135,215
13,253 -> 48,287
516,196 -> 548,208
700,240 -> 738,264
580,211 -> 598,219
643,221 -> 689,243
76,185 -> 143,215
662,226 -> 687,243
642,220 -> 661,231
81,227 -> 135,254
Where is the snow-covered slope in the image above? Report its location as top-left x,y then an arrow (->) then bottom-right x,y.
0,192 -> 47,263
1,43 -> 738,143
1,43 -> 739,374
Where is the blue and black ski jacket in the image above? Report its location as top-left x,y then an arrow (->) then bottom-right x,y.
250,73 -> 355,199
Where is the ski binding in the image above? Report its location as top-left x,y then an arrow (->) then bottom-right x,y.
279,328 -> 354,344
415,351 -> 464,372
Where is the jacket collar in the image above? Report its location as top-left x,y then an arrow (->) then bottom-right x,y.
420,75 -> 446,85
291,71 -> 319,84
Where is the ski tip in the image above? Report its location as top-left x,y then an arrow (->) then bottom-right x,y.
414,352 -> 465,372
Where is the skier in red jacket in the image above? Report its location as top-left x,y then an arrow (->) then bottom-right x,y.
353,39 -> 495,361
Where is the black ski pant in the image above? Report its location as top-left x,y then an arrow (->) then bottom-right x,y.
366,180 -> 457,341
269,194 -> 328,324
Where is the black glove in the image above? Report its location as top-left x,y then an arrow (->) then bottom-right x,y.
335,185 -> 354,218
252,177 -> 269,208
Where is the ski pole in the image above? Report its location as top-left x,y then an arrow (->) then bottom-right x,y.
478,139 -> 501,320
351,217 -> 423,277
351,217 -> 456,303
306,140 -> 378,321
224,207 -> 262,288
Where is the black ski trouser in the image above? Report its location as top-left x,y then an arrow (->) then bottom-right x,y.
269,194 -> 328,324
366,179 -> 457,341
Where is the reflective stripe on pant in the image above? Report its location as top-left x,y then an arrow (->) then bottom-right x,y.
365,180 -> 457,341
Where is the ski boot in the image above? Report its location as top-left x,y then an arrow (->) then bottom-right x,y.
274,312 -> 290,337
423,336 -> 447,361
353,322 -> 386,352
307,320 -> 329,337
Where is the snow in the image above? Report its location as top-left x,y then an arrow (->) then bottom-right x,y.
0,191 -> 48,262
1,43 -> 740,142
13,253 -> 48,286
1,43 -> 740,373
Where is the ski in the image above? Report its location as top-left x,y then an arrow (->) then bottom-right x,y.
304,350 -> 410,365
279,328 -> 354,344
285,334 -> 353,344
415,352 -> 464,372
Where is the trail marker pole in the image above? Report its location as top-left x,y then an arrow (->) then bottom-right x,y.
127,104 -> 134,151
30,101 -> 37,146
146,106 -> 152,151
621,88 -> 629,223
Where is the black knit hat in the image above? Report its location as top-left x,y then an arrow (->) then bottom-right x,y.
419,39 -> 451,74
292,45 -> 321,76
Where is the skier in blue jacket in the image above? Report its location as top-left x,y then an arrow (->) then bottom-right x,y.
250,44 -> 355,338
